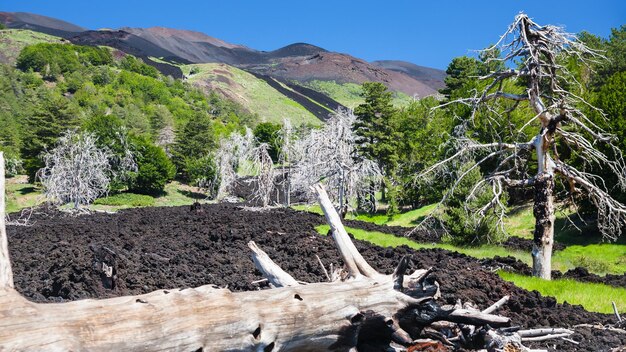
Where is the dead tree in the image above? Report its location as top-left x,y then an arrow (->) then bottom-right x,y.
291,108 -> 382,212
418,14 -> 626,279
249,143 -> 275,207
214,128 -> 255,199
2,152 -> 577,351
38,130 -> 114,209
277,118 -> 294,207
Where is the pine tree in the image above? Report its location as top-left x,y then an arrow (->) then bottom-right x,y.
21,91 -> 77,181
353,82 -> 400,175
353,82 -> 401,212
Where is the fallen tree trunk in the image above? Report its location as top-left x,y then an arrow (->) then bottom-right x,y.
0,153 -> 546,351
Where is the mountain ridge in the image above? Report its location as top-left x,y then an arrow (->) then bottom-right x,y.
0,11 -> 445,95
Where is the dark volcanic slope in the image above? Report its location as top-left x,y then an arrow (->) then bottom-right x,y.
67,30 -> 187,78
68,30 -> 183,60
1,11 -> 445,99
248,52 -> 439,98
0,11 -> 84,38
373,60 -> 447,91
6,204 -> 624,351
121,27 -> 264,65
112,27 -> 441,97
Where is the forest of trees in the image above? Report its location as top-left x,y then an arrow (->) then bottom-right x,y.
0,24 -> 625,248
0,42 -> 256,195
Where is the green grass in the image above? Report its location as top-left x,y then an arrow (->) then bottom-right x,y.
90,181 -> 207,212
182,63 -> 322,126
5,176 -> 206,213
93,193 -> 155,207
303,80 -> 414,109
553,244 -> 626,275
153,181 -> 207,207
4,178 -> 43,214
503,204 -> 626,275
315,224 -> 529,262
504,205 -> 535,238
314,220 -> 626,276
499,271 -> 626,314
292,203 -> 436,227
0,29 -> 64,65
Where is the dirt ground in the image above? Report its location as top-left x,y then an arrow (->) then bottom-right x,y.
6,204 -> 625,351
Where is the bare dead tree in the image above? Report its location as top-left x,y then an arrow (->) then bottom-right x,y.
291,108 -> 382,213
249,143 -> 275,207
108,128 -> 137,187
38,131 -> 114,210
277,118 -> 294,206
214,128 -> 255,200
155,124 -> 176,156
417,13 -> 626,279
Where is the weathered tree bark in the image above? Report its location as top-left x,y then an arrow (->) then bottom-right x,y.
531,173 -> 556,279
0,155 -> 514,351
0,153 -> 14,289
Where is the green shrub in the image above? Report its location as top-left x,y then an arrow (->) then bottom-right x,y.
572,255 -> 611,273
16,43 -> 112,77
128,137 -> 175,195
443,162 -> 504,245
171,114 -> 216,173
253,122 -> 282,162
120,56 -> 159,78
185,155 -> 218,194
94,192 -> 155,207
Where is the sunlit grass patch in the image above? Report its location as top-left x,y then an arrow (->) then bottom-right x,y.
5,179 -> 43,214
93,193 -> 155,207
314,224 -> 529,262
553,244 -> 626,275
498,271 -> 626,314
293,203 -> 436,228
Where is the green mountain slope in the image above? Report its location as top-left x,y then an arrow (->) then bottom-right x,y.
0,29 -> 64,65
303,80 -> 414,109
183,63 -> 323,126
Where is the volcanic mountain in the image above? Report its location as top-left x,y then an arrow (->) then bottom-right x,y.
372,60 -> 447,91
0,11 -> 446,120
0,11 -> 84,37
111,27 -> 441,97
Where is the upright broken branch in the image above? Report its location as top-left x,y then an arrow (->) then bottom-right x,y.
0,152 -> 14,289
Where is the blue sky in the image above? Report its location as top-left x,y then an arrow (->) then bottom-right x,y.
2,1 -> 624,69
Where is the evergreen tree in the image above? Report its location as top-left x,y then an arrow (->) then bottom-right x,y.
353,82 -> 400,175
21,90 -> 77,181
171,113 -> 216,180
253,122 -> 282,162
353,82 -> 401,213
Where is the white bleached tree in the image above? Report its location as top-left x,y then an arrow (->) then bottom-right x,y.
214,128 -> 255,200
38,131 -> 114,209
291,108 -> 381,213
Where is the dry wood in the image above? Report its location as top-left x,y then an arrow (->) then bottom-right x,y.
0,153 -> 14,289
0,176 -> 553,351
613,301 -> 622,323
248,241 -> 299,287
482,295 -> 510,314
522,333 -> 573,342
315,254 -> 332,282
518,327 -> 574,338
